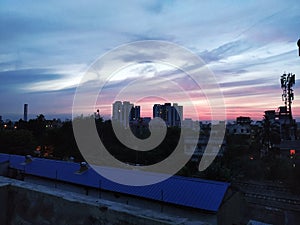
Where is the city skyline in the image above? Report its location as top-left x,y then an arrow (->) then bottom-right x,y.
112,101 -> 184,127
0,1 -> 300,121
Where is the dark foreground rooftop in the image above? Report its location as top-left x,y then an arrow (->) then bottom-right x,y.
0,153 -> 229,213
0,176 -> 209,225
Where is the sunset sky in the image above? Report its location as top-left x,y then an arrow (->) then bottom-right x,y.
1,0 -> 300,121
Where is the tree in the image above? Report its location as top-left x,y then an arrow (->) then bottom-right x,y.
260,114 -> 281,158
48,120 -> 83,161
0,129 -> 36,155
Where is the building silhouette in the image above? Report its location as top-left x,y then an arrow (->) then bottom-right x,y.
112,101 -> 140,127
153,103 -> 183,127
23,104 -> 28,122
130,106 -> 140,121
227,116 -> 252,135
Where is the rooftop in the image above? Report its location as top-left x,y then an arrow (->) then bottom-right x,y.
0,153 -> 229,213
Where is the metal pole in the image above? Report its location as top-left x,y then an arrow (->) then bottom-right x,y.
297,39 -> 300,56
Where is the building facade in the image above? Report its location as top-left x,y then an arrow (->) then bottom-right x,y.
153,103 -> 183,127
112,101 -> 140,127
227,116 -> 252,135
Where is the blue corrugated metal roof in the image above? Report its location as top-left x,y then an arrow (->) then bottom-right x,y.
0,154 -> 10,163
0,153 -> 229,212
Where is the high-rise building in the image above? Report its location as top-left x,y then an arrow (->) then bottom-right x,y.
153,103 -> 183,127
112,101 -> 122,121
173,103 -> 183,127
23,104 -> 28,121
112,101 -> 140,127
153,104 -> 162,118
122,101 -> 133,127
130,106 -> 140,121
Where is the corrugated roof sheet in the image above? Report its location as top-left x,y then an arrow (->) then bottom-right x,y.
0,153 -> 229,212
0,154 -> 9,163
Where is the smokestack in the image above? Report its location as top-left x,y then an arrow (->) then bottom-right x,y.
24,104 -> 28,121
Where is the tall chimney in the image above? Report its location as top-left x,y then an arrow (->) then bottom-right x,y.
24,104 -> 28,121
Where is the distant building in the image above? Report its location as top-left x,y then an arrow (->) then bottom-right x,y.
264,107 -> 297,140
152,103 -> 183,127
23,104 -> 28,121
227,116 -> 252,135
130,106 -> 140,121
112,101 -> 122,121
266,108 -> 300,160
45,118 -> 63,129
112,101 -> 140,127
236,116 -> 251,125
277,106 -> 297,140
185,122 -> 226,161
182,118 -> 199,131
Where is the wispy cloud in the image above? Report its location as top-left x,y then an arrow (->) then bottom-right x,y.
0,0 -> 300,120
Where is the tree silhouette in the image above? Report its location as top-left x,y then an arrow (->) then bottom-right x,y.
261,114 -> 280,158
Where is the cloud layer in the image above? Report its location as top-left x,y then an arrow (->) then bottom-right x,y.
0,0 -> 300,121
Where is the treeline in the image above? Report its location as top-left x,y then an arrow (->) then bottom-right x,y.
0,114 -> 83,161
0,115 -> 181,165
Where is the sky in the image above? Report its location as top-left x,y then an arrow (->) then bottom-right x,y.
0,0 -> 300,122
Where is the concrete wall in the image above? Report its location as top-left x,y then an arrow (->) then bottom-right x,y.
0,176 -> 211,225
0,183 -> 8,224
217,191 -> 246,225
24,175 -> 217,225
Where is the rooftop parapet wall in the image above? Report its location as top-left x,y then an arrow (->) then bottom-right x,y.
0,176 -> 210,225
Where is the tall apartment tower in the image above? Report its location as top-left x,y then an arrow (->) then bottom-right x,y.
112,101 -> 139,127
153,104 -> 162,118
112,101 -> 123,121
173,103 -> 183,127
130,106 -> 140,121
23,104 -> 28,121
153,103 -> 183,127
